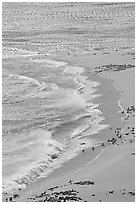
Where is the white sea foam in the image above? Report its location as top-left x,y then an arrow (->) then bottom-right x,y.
9,74 -> 46,88
2,129 -> 66,193
3,58 -> 107,195
32,59 -> 67,67
2,47 -> 38,59
3,124 -> 98,194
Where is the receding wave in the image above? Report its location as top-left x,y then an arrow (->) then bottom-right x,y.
2,57 -> 107,195
2,123 -> 97,194
2,129 -> 66,193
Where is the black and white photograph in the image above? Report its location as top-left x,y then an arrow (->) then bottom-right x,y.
2,1 -> 135,202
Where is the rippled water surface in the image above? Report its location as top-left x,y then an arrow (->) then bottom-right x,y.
3,2 -> 134,54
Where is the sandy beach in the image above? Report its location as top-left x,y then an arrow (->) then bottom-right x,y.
3,49 -> 135,202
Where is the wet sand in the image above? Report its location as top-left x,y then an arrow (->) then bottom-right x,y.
3,49 -> 135,202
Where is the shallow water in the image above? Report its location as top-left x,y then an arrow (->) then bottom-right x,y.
2,53 -> 104,193
2,2 -> 134,194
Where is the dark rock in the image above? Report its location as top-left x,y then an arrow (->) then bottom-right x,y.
68,179 -> 72,184
74,180 -> 94,185
51,154 -> 58,159
13,194 -> 19,198
128,191 -> 135,196
9,197 -> 13,202
109,190 -> 114,194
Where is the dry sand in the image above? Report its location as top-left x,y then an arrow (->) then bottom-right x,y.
3,50 -> 135,202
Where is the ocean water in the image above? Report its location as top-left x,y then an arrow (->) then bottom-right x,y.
2,2 -> 134,194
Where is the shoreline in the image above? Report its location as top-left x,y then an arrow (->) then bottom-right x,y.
3,50 -> 135,202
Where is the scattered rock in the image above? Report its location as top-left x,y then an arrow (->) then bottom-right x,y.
13,194 -> 19,198
74,180 -> 94,185
68,179 -> 72,184
128,191 -> 135,196
109,190 -> 114,194
94,64 -> 135,75
9,197 -> 13,202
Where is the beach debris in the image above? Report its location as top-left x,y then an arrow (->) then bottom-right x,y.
51,153 -> 58,159
108,137 -> 117,145
80,142 -> 85,145
118,134 -> 122,139
68,179 -> 72,184
28,197 -> 36,200
74,180 -> 94,185
47,186 -> 58,191
94,64 -> 135,75
126,105 -> 135,114
13,194 -> 19,198
109,190 -> 114,194
128,191 -> 135,196
38,191 -> 49,197
103,52 -> 109,55
35,189 -> 83,202
9,197 -> 13,202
